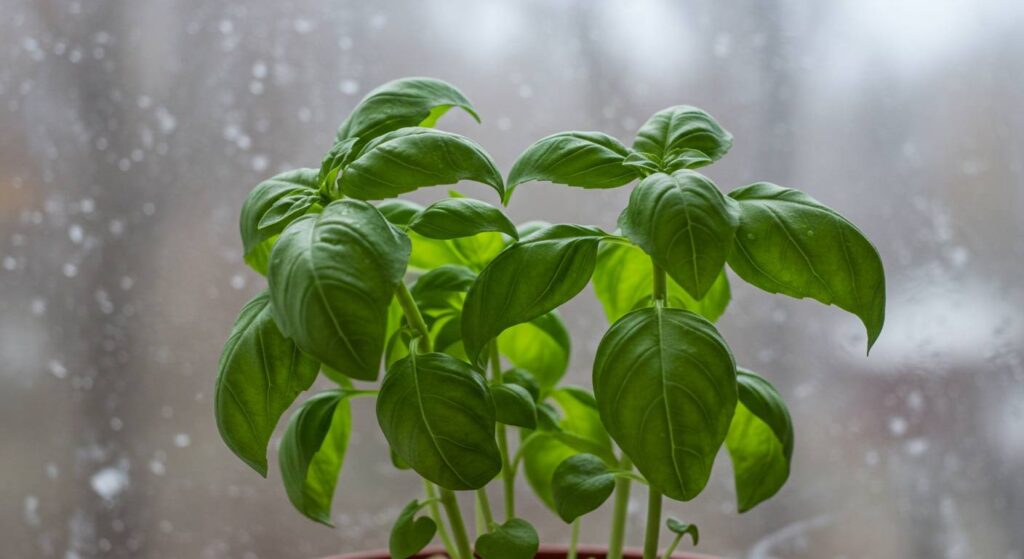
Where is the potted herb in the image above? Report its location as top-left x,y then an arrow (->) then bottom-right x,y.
216,77 -> 885,559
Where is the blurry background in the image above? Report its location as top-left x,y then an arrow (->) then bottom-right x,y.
2,0 -> 1023,557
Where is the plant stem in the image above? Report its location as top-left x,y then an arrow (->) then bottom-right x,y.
642,488 -> 663,559
662,533 -> 683,559
568,518 -> 581,559
489,341 -> 516,520
607,455 -> 633,559
395,281 -> 432,351
476,487 -> 495,531
440,488 -> 474,559
423,481 -> 457,558
652,261 -> 667,305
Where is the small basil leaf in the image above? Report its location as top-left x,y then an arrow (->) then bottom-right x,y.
389,499 -> 438,559
633,105 -> 732,167
727,182 -> 886,351
408,197 -> 519,240
376,351 -> 502,490
279,390 -> 354,525
497,311 -> 571,392
619,170 -> 740,299
215,291 -> 320,476
664,148 -> 713,172
666,518 -> 699,546
536,402 -> 562,432
490,383 -> 537,429
411,264 -> 477,311
268,200 -> 410,381
240,169 -> 320,275
475,518 -> 540,559
726,368 -> 794,513
502,368 -> 540,402
378,199 -> 425,227
551,453 -> 617,523
339,128 -> 504,201
318,137 -> 360,196
461,224 -> 608,365
506,131 -> 636,203
593,307 -> 737,501
622,152 -> 661,177
337,77 -> 480,145
593,242 -> 730,323
257,193 -> 320,232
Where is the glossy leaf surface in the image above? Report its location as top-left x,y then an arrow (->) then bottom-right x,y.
632,105 -> 732,169
462,224 -> 607,365
593,307 -> 737,501
268,200 -> 410,380
727,182 -> 886,350
279,390 -> 354,525
726,368 -> 794,512
389,499 -> 438,559
551,453 -> 617,522
490,383 -> 537,428
506,131 -> 636,202
497,311 -> 571,392
240,169 -> 321,275
475,518 -> 540,559
619,170 -> 739,299
376,351 -> 501,490
408,197 -> 518,240
215,291 -> 320,476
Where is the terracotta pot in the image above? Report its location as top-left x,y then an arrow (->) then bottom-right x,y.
326,544 -> 717,559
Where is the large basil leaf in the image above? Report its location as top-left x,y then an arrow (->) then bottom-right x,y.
240,169 -> 321,275
593,307 -> 737,501
505,131 -> 636,202
497,311 -> 571,392
279,390 -> 354,525
336,77 -> 479,145
461,224 -> 607,365
490,383 -> 537,429
215,291 -> 320,476
376,351 -> 502,490
475,518 -> 539,559
632,106 -> 732,170
593,242 -> 730,324
726,368 -> 794,512
408,197 -> 518,240
727,182 -> 886,350
268,200 -> 410,381
338,128 -> 504,201
551,453 -> 617,522
619,171 -> 739,299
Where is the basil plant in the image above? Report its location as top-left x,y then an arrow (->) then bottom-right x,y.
215,77 -> 885,559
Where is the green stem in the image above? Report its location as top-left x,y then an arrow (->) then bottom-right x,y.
395,281 -> 432,351
662,534 -> 683,559
642,488 -> 663,559
652,261 -> 667,305
568,518 -> 581,559
440,488 -> 474,559
607,456 -> 633,559
423,481 -> 457,558
489,341 -> 516,520
476,488 -> 495,531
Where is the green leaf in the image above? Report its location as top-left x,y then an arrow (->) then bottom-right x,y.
727,182 -> 886,350
497,311 -> 571,392
632,106 -> 732,169
337,77 -> 480,145
268,200 -> 410,381
376,351 -> 502,490
240,169 -> 321,275
726,368 -> 794,513
490,383 -> 537,428
502,368 -> 541,402
389,499 -> 438,559
215,291 -> 320,476
462,224 -> 607,365
378,199 -> 425,227
593,307 -> 737,501
594,242 -> 731,324
279,390 -> 354,525
619,171 -> 740,299
666,518 -> 699,546
506,131 -> 636,202
318,137 -> 360,196
475,518 -> 539,559
622,152 -> 661,177
551,453 -> 617,522
408,197 -> 519,240
516,220 -> 550,239
338,128 -> 504,201
411,264 -> 476,311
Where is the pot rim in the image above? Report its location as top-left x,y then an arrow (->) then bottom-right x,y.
323,544 -> 717,559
